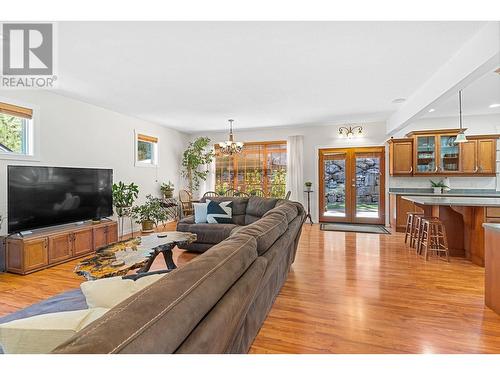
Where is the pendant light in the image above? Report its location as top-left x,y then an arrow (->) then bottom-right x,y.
218,119 -> 244,155
454,90 -> 467,143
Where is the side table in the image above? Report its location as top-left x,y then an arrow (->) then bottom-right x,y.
304,190 -> 313,225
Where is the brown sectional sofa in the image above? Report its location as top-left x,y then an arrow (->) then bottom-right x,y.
53,198 -> 305,353
176,196 -> 285,252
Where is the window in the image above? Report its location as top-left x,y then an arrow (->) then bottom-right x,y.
0,101 -> 33,157
215,141 -> 287,198
135,132 -> 158,167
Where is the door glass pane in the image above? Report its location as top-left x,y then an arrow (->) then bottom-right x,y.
440,135 -> 459,171
355,156 -> 380,218
323,156 -> 346,217
416,136 -> 436,173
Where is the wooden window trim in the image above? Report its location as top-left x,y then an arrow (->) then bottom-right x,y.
137,134 -> 158,143
0,102 -> 33,119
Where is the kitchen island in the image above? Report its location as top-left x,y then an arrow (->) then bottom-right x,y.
402,195 -> 500,266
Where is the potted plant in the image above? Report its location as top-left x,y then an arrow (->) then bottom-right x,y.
430,180 -> 447,194
131,195 -> 168,233
112,182 -> 139,217
181,137 -> 214,194
160,181 -> 174,199
305,181 -> 313,191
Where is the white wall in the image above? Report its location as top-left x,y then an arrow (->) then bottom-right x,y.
192,113 -> 500,224
0,90 -> 189,235
192,121 -> 389,223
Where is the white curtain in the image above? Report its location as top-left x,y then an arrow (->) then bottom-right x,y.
286,135 -> 304,204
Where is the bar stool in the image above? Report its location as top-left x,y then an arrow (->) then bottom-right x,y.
419,218 -> 450,262
404,212 -> 424,247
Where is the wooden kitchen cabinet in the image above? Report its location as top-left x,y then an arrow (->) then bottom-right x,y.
388,138 -> 413,176
460,136 -> 497,176
93,222 -> 118,250
389,194 -> 424,232
388,130 -> 498,177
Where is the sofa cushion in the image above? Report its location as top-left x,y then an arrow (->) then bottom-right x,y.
176,222 -> 237,244
0,308 -> 108,354
206,200 -> 233,224
235,212 -> 288,255
53,234 -> 258,354
193,202 -> 209,223
263,201 -> 298,223
81,274 -> 164,309
200,196 -> 248,226
245,196 -> 278,225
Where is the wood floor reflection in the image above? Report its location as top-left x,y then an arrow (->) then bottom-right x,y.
1,222 -> 500,353
249,224 -> 500,353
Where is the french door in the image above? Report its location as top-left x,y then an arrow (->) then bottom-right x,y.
318,147 -> 385,224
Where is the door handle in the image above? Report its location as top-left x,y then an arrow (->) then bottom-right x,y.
474,165 -> 479,173
408,166 -> 413,173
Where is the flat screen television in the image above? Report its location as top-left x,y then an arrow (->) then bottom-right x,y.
8,166 -> 113,234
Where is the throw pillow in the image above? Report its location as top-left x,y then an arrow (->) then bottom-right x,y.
193,202 -> 209,223
0,307 -> 108,354
80,273 -> 164,309
206,200 -> 233,224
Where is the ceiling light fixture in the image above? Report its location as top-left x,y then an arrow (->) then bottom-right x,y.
338,125 -> 363,139
428,108 -> 435,113
489,103 -> 500,109
218,119 -> 244,155
454,90 -> 467,144
392,98 -> 406,104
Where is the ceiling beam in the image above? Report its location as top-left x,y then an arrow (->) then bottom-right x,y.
386,22 -> 500,135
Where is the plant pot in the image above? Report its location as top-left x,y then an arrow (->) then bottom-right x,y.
433,187 -> 442,194
163,191 -> 173,199
141,220 -> 155,233
305,185 -> 312,191
115,205 -> 131,217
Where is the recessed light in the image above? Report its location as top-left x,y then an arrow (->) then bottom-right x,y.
428,108 -> 435,113
489,103 -> 500,109
392,98 -> 406,104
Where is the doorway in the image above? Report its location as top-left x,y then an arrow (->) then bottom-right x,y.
318,147 -> 385,224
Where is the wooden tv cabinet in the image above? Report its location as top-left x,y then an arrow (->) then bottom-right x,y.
5,220 -> 118,275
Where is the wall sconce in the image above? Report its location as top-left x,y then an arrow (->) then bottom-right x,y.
338,125 -> 363,139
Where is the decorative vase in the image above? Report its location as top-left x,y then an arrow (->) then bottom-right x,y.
141,220 -> 155,233
305,185 -> 312,191
433,187 -> 442,194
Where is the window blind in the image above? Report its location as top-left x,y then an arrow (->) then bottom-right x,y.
137,134 -> 158,143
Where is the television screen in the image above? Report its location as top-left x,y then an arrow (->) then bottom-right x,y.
8,166 -> 113,234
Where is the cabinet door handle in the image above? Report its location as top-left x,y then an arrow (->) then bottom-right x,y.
474,165 -> 479,173
408,166 -> 413,173
434,166 -> 439,173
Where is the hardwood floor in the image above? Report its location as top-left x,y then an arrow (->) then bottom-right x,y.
250,224 -> 500,353
1,222 -> 500,353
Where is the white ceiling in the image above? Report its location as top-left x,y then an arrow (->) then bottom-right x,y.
423,69 -> 500,119
54,21 -> 487,133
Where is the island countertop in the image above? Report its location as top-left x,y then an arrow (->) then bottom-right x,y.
483,223 -> 500,233
402,195 -> 500,207
389,188 -> 500,197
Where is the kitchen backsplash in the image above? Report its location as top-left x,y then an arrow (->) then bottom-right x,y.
389,176 -> 498,190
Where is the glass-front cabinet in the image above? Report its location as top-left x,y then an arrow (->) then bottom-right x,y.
439,135 -> 460,172
415,135 -> 437,173
413,132 -> 461,175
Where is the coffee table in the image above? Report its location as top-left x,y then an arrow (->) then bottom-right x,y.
74,231 -> 197,280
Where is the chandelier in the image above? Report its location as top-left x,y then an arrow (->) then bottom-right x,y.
338,125 -> 363,139
218,119 -> 244,155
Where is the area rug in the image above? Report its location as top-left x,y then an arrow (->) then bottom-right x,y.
320,223 -> 391,234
